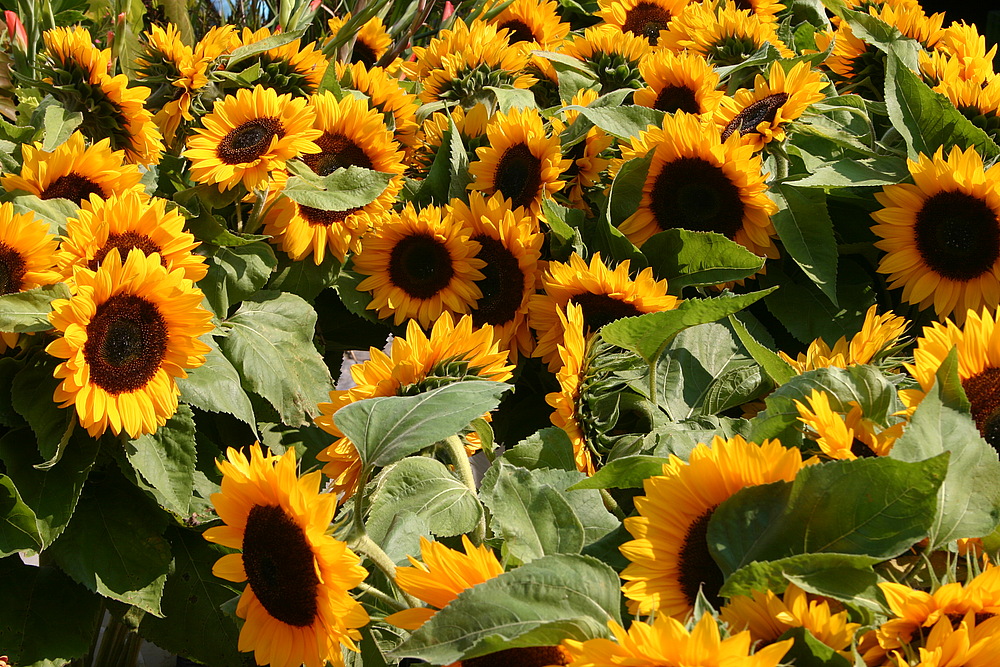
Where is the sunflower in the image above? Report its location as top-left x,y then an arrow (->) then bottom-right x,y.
597,0 -> 692,45
618,111 -> 778,253
723,0 -> 786,22
779,305 -> 908,373
545,303 -> 596,474
232,27 -> 328,97
561,24 -> 651,93
528,252 -> 679,370
410,104 -> 492,177
203,444 -> 369,667
262,93 -> 405,264
794,389 -> 903,460
135,23 -> 209,147
353,204 -> 485,327
184,85 -> 322,192
57,192 -> 208,283
45,249 -> 213,438
327,14 -> 392,67
489,0 -> 570,48
620,434 -> 805,617
721,583 -> 860,656
921,22 -> 997,86
900,307 -> 1000,452
468,107 -> 570,216
658,1 -> 794,65
871,145 -> 1000,321
0,132 -> 143,204
894,614 -> 1000,667
813,23 -> 882,92
633,50 -> 725,118
561,612 -> 793,667
194,24 -> 239,63
66,74 -> 164,166
314,313 -> 512,500
933,76 -> 1000,145
447,192 -> 543,359
0,202 -> 61,352
40,25 -> 109,85
552,89 -> 615,210
335,61 -> 420,150
714,61 -> 827,151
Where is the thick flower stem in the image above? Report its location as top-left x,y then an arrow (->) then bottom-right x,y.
352,533 -> 421,608
357,581 -> 409,612
442,434 -> 486,544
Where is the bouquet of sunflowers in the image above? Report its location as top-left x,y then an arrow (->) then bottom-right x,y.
2,0 -> 1000,664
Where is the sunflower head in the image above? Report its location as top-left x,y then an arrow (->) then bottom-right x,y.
794,389 -> 902,459
0,201 -> 62,296
327,14 -> 393,67
779,305 -> 908,373
545,302 -> 597,474
659,1 -> 794,66
561,24 -> 651,93
40,25 -> 109,86
489,0 -> 570,49
229,27 -> 328,97
336,61 -> 420,149
634,50 -> 725,117
597,0 -> 692,45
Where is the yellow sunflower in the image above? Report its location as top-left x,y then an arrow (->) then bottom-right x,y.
203,444 -> 369,667
545,303 -> 596,474
335,61 -> 420,150
489,0 -> 570,48
135,23 -> 209,147
921,22 -> 997,86
468,106 -> 570,217
234,27 -> 328,96
721,583 -> 859,657
895,614 -> 1000,667
57,192 -> 208,283
794,389 -> 903,460
528,252 -> 679,370
45,249 -> 213,438
411,104 -> 492,176
633,50 -> 725,118
0,202 -> 61,352
561,612 -> 793,667
561,24 -> 652,93
0,132 -> 143,204
41,25 -> 109,84
184,85 -> 322,192
262,93 -> 405,264
813,23 -> 880,90
932,75 -> 1000,145
871,145 -> 1000,321
83,74 -> 164,166
779,305 -> 908,373
619,434 -> 805,617
314,313 -> 513,500
724,0 -> 786,22
714,61 -> 828,151
194,24 -> 240,63
327,14 -> 392,67
553,89 -> 615,210
900,307 -> 1000,450
618,111 -> 778,253
597,0 -> 692,45
353,204 -> 485,327
659,1 -> 794,65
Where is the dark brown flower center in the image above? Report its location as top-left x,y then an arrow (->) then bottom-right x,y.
677,507 -> 725,609
649,157 -> 745,238
721,92 -> 790,141
914,191 -> 1000,282
962,367 -> 1000,453
88,233 -> 163,271
40,173 -> 105,203
498,19 -> 536,44
217,117 -> 285,165
570,292 -> 643,331
471,234 -> 524,327
494,143 -> 543,211
242,504 -> 320,628
653,84 -> 701,114
303,132 -> 375,176
461,645 -> 571,667
388,233 -> 455,299
622,2 -> 672,44
83,294 -> 168,395
299,205 -> 360,227
850,438 -> 875,458
350,40 -> 379,67
0,243 -> 27,295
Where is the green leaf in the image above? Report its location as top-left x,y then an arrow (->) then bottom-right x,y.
601,289 -> 776,364
11,354 -> 73,464
367,457 -> 482,539
776,627 -> 853,667
0,474 -> 42,555
226,28 -> 305,66
787,156 -> 909,188
571,105 -> 664,141
41,104 -> 83,151
200,242 -> 278,316
578,215 -> 647,268
266,251 -> 342,302
10,195 -> 79,235
501,427 -> 579,471
49,467 -> 173,615
0,558 -> 102,666
137,527 -> 243,667
178,334 -> 257,430
541,198 -> 585,262
642,230 -> 764,290
607,153 -> 651,228
393,554 -> 622,665
335,380 -> 510,468
840,8 -> 919,69
884,51 -> 1000,161
220,291 -> 334,426
283,162 -> 394,211
771,185 -> 838,304
486,85 -> 537,113
728,314 -> 796,385
720,552 -> 880,601
701,363 -> 768,415
569,455 -> 670,490
708,454 -> 949,575
0,284 -> 69,333
447,116 -> 472,202
125,405 -> 198,518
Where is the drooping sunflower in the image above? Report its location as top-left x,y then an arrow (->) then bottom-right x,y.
262,93 -> 405,264
561,24 -> 652,93
597,0 -> 692,45
619,434 -> 805,617
231,27 -> 328,97
659,1 -> 794,65
545,303 -> 596,474
871,145 -> 1000,321
447,192 -> 543,360
184,85 -> 322,192
794,389 -> 903,460
327,14 -> 392,67
194,24 -> 239,63
335,61 -> 420,151
633,50 -> 725,118
528,252 -> 679,370
552,89 -> 615,211
933,75 -> 1000,145
410,104 -> 492,177
468,107 -> 570,217
57,192 -> 208,283
203,444 -> 369,667
561,612 -> 793,667
0,132 -> 143,204
353,204 -> 485,327
40,25 -> 110,85
618,111 -> 778,253
900,307 -> 1000,452
779,305 -> 908,373
45,249 -> 213,438
921,22 -> 997,86
714,61 -> 827,151
314,313 -> 513,500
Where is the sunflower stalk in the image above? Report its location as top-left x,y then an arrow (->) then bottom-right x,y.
352,533 -> 422,607
357,580 -> 410,611
441,434 -> 486,544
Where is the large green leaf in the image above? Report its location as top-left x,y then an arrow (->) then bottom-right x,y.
11,195 -> 79,235
500,427 -> 579,472
720,552 -> 881,602
0,474 -> 41,555
728,314 -> 796,386
607,154 -> 651,228
335,380 -> 510,469
178,334 -> 257,430
266,250 -> 342,302
200,241 -> 278,316
393,554 -> 622,665
787,156 -> 909,188
572,105 -> 664,141
11,354 -> 74,464
283,162 -> 394,211
226,28 -> 305,66
125,405 -> 198,518
0,284 -> 69,333
641,230 -> 764,291
771,185 -> 838,305
41,104 -> 83,151
569,455 -> 671,490
777,627 -> 853,667
220,291 -> 334,426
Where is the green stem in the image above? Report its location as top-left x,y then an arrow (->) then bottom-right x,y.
600,489 -> 626,521
357,581 -> 409,612
442,435 -> 486,544
352,534 -> 421,608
